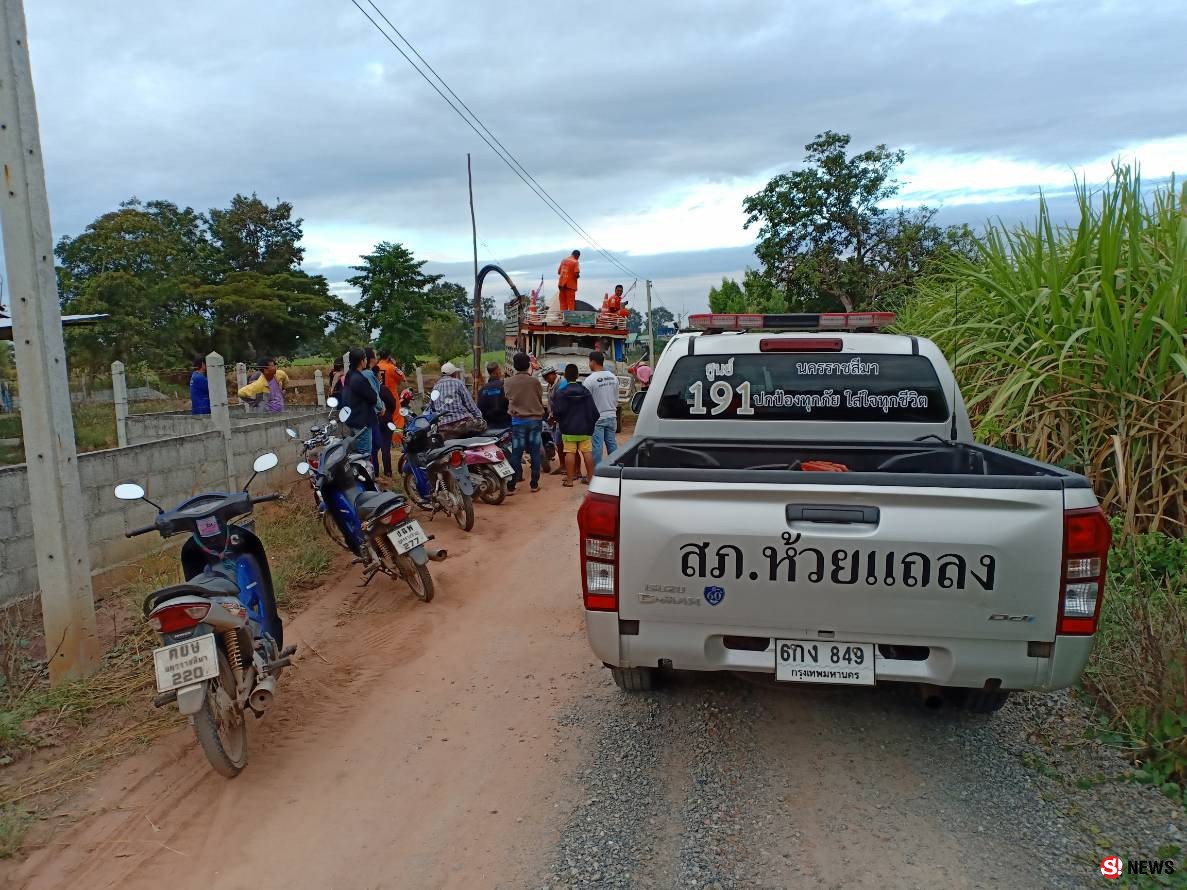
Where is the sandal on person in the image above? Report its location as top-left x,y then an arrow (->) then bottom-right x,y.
562,479 -> 574,487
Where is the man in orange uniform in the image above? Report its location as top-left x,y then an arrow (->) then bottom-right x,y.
557,250 -> 581,312
376,348 -> 406,430
605,283 -> 630,317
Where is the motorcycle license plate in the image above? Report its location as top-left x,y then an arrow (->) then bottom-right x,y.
493,460 -> 514,478
388,520 -> 428,555
152,633 -> 219,693
775,639 -> 875,686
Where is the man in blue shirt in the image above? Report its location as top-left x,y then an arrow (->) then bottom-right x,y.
189,355 -> 211,415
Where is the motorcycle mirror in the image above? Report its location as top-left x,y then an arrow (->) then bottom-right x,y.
430,389 -> 440,402
286,428 -> 298,439
400,407 -> 411,418
296,461 -> 311,476
326,396 -> 340,409
253,452 -> 279,473
339,406 -> 352,423
113,482 -> 145,501
387,421 -> 397,431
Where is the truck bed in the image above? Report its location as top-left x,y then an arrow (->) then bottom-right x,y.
605,438 -> 1089,490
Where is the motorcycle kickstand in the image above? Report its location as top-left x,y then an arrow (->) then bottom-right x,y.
358,564 -> 381,587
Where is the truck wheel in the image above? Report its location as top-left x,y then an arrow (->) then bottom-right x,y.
610,666 -> 656,692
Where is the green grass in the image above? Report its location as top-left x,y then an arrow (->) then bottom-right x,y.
0,804 -> 30,858
0,399 -> 185,466
1085,523 -> 1187,792
898,166 -> 1187,536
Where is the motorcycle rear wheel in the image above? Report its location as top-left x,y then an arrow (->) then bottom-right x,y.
397,555 -> 435,602
444,474 -> 476,532
476,466 -> 507,505
402,471 -> 428,511
193,649 -> 247,778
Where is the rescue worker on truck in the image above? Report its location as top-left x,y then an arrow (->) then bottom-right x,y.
601,284 -> 630,318
557,250 -> 580,312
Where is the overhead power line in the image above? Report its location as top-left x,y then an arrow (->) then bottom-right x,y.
350,0 -> 639,280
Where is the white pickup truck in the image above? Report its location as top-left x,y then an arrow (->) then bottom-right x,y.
577,312 -> 1111,713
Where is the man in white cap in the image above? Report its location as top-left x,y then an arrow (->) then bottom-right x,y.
432,361 -> 488,438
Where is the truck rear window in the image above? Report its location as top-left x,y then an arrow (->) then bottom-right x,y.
655,353 -> 949,422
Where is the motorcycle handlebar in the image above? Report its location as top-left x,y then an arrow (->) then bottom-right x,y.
252,493 -> 283,505
126,524 -> 157,538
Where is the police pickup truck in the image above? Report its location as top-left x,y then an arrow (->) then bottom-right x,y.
577,312 -> 1110,712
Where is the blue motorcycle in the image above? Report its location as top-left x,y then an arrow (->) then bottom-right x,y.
397,393 -> 481,533
114,452 -> 293,777
295,401 -> 439,601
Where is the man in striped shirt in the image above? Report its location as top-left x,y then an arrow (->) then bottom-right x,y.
432,362 -> 488,438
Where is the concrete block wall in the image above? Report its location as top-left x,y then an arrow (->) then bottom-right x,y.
0,408 -> 324,605
126,411 -> 213,446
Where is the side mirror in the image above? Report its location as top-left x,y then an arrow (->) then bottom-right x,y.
114,482 -> 145,501
327,396 -> 340,409
387,421 -> 397,431
400,407 -> 411,418
296,461 -> 310,476
253,452 -> 279,473
286,428 -> 298,439
430,389 -> 440,402
339,406 -> 352,423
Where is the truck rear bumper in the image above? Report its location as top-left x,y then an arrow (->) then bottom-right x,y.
584,612 -> 1094,691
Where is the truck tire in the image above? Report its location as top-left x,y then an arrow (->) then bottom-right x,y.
965,689 -> 1010,714
610,666 -> 656,692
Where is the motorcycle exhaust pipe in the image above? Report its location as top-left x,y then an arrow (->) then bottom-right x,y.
426,544 -> 448,561
918,683 -> 944,710
249,675 -> 277,714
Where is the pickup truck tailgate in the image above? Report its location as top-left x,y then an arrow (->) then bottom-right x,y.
617,480 -> 1064,641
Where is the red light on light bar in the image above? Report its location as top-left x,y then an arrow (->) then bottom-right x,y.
760,338 -> 843,352
688,312 -> 895,333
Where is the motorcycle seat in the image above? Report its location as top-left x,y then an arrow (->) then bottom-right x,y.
439,436 -> 497,449
142,573 -> 239,615
484,426 -> 510,439
351,490 -> 406,522
422,443 -> 467,463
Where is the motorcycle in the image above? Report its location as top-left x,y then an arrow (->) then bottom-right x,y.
397,391 -> 480,532
293,400 -> 440,601
114,452 -> 292,778
461,438 -> 513,505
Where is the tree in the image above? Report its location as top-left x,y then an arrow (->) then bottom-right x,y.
650,306 -> 675,332
626,307 -> 644,334
743,130 -> 969,312
708,277 -> 746,313
348,242 -> 445,368
197,271 -> 344,360
208,193 -> 304,275
426,315 -> 469,364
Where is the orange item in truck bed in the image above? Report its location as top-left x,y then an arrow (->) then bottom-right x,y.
800,460 -> 849,472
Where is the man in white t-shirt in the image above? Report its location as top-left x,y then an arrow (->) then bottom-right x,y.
585,350 -> 620,465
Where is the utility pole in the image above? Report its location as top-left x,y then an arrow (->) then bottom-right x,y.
645,279 -> 655,366
467,153 -> 481,395
0,0 -> 99,683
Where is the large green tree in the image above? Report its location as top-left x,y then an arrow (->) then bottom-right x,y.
197,270 -> 341,359
743,131 -> 972,312
208,193 -> 304,275
708,268 -> 785,313
348,242 -> 445,368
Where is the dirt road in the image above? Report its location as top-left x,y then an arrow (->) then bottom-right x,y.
4,481 -> 1180,889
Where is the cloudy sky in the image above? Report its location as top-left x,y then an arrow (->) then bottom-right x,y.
17,0 -> 1187,316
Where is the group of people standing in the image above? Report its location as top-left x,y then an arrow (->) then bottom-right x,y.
330,347 -> 406,476
189,355 -> 290,416
476,350 -> 621,491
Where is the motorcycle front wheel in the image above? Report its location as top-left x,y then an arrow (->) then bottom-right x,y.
397,554 -> 435,602
402,471 -> 428,511
193,649 -> 247,778
475,465 -> 507,505
443,473 -> 475,532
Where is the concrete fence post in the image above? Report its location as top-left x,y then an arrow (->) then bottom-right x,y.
111,360 -> 129,447
207,352 -> 236,489
235,362 -> 249,413
314,369 -> 326,406
415,366 -> 424,397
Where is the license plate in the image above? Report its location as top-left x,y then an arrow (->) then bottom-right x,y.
775,639 -> 875,685
493,459 -> 514,478
152,633 -> 219,692
388,520 -> 428,554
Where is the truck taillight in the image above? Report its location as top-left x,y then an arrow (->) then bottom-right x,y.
1058,507 -> 1111,635
577,491 -> 619,611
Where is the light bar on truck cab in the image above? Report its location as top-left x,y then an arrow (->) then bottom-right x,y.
686,312 -> 896,333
